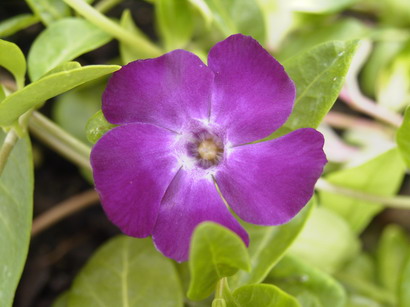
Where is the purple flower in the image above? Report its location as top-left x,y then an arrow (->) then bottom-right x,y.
91,34 -> 327,262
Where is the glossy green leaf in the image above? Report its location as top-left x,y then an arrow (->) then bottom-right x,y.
85,110 -> 116,144
0,64 -> 120,127
231,198 -> 314,288
399,254 -> 410,307
53,81 -> 105,143
288,206 -> 360,273
397,106 -> 410,168
188,222 -> 250,300
203,0 -> 264,41
0,39 -> 26,89
0,131 -> 33,307
28,18 -> 112,81
68,236 -> 183,307
320,149 -> 406,233
272,41 -> 358,136
0,14 -> 40,38
267,255 -> 346,307
119,10 -> 152,64
289,0 -> 357,13
156,0 -> 193,50
0,85 -> 5,102
25,0 -> 70,25
376,224 -> 409,294
232,284 -> 300,307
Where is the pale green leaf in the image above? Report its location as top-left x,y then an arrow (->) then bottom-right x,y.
42,61 -> 82,77
85,110 -> 116,144
0,39 -> 26,89
289,0 -> 357,13
68,236 -> 183,307
399,254 -> 410,307
397,106 -> 410,168
267,255 -> 346,307
288,206 -> 360,273
25,0 -> 70,25
376,224 -> 410,294
203,0 -> 264,41
53,81 -> 105,143
28,18 -> 112,81
233,284 -> 300,307
0,14 -> 40,38
320,149 -> 406,233
119,10 -> 152,64
156,0 -> 193,50
231,198 -> 314,288
0,64 -> 120,126
0,131 -> 33,307
188,222 -> 250,301
273,41 -> 358,136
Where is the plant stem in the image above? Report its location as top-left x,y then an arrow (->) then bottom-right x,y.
28,111 -> 92,170
64,0 -> 162,57
215,278 -> 227,299
0,128 -> 18,176
316,178 -> 410,209
95,0 -> 123,13
31,189 -> 100,236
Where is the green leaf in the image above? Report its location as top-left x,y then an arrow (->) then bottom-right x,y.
376,42 -> 410,112
320,149 -> 406,233
203,0 -> 265,41
288,0 -> 357,13
156,0 -> 193,50
43,61 -> 82,77
119,10 -> 152,64
399,254 -> 410,307
85,110 -> 116,144
0,64 -> 120,127
28,18 -> 112,81
68,236 -> 183,307
53,81 -> 105,143
0,131 -> 33,307
231,198 -> 314,288
267,255 -> 347,307
273,41 -> 358,136
187,222 -> 250,301
376,224 -> 410,294
288,206 -> 360,273
0,14 -> 40,38
232,284 -> 300,307
25,0 -> 70,25
0,39 -> 26,89
397,106 -> 410,168
361,41 -> 404,97
279,19 -> 367,61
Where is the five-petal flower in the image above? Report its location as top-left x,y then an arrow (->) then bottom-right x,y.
91,34 -> 327,262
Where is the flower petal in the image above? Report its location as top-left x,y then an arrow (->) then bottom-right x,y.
152,170 -> 249,262
216,128 -> 326,225
103,50 -> 214,131
208,34 -> 295,145
90,123 -> 180,238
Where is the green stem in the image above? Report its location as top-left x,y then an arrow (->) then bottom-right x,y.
29,111 -> 92,170
0,129 -> 18,176
64,0 -> 162,57
95,0 -> 123,14
316,178 -> 410,209
215,278 -> 227,299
